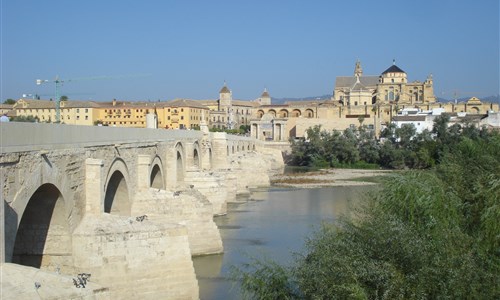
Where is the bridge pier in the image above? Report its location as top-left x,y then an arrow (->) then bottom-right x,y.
72,214 -> 198,299
0,123 -> 285,299
85,158 -> 104,215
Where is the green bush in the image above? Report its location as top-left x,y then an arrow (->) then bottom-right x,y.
233,132 -> 500,299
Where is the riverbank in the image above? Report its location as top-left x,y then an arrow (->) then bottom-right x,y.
271,168 -> 391,188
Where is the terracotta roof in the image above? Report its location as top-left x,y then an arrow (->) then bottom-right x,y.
14,99 -> 101,109
96,101 -> 159,108
165,99 -> 209,109
232,100 -> 260,107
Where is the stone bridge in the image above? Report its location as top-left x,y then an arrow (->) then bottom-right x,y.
0,122 -> 284,299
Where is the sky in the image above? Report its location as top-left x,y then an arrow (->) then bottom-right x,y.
1,0 -> 499,102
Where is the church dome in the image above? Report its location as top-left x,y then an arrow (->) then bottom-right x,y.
382,64 -> 406,75
261,88 -> 270,98
219,85 -> 230,94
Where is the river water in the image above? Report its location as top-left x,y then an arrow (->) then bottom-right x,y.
193,185 -> 375,299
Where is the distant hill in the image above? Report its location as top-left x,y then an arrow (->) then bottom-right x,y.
271,94 -> 331,104
437,95 -> 500,104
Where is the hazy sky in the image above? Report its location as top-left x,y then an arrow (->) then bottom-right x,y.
1,0 -> 499,101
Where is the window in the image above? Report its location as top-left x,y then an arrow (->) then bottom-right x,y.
77,116 -> 80,120
85,108 -> 88,113
85,116 -> 88,120
389,87 -> 395,101
181,116 -> 184,120
77,108 -> 80,113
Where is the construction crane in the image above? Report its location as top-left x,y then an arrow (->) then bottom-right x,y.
36,74 -> 150,123
36,76 -> 74,123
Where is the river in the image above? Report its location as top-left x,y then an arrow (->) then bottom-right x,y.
193,185 -> 375,299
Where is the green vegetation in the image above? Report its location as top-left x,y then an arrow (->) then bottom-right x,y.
288,115 -> 488,170
210,124 -> 250,135
3,99 -> 16,105
9,115 -> 39,122
233,121 -> 500,299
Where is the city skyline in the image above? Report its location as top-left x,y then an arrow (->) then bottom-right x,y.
1,0 -> 499,102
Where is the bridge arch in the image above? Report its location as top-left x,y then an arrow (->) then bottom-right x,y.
104,158 -> 131,216
192,141 -> 201,169
175,142 -> 185,182
11,183 -> 72,271
150,155 -> 165,190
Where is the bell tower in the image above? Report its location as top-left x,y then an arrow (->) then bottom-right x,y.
218,81 -> 232,110
354,59 -> 363,77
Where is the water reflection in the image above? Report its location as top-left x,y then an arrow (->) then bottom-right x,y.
193,186 -> 374,300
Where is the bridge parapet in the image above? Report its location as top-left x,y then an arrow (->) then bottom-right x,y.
0,122 -> 203,153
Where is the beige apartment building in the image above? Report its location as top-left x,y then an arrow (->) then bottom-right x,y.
94,99 -> 159,127
158,99 -> 210,129
12,99 -> 98,125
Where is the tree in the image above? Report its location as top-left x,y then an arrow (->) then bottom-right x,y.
60,95 -> 68,101
239,125 -> 250,134
10,115 -> 38,122
395,123 -> 416,149
233,132 -> 500,299
3,99 -> 16,105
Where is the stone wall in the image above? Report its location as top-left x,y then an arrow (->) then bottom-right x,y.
0,122 -> 283,299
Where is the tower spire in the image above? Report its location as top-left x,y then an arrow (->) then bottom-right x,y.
354,59 -> 363,77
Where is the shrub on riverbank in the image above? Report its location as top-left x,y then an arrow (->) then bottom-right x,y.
233,132 -> 500,299
287,116 -> 497,170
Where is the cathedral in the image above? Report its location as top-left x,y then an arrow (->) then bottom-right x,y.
250,60 -> 498,142
333,60 -> 435,106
